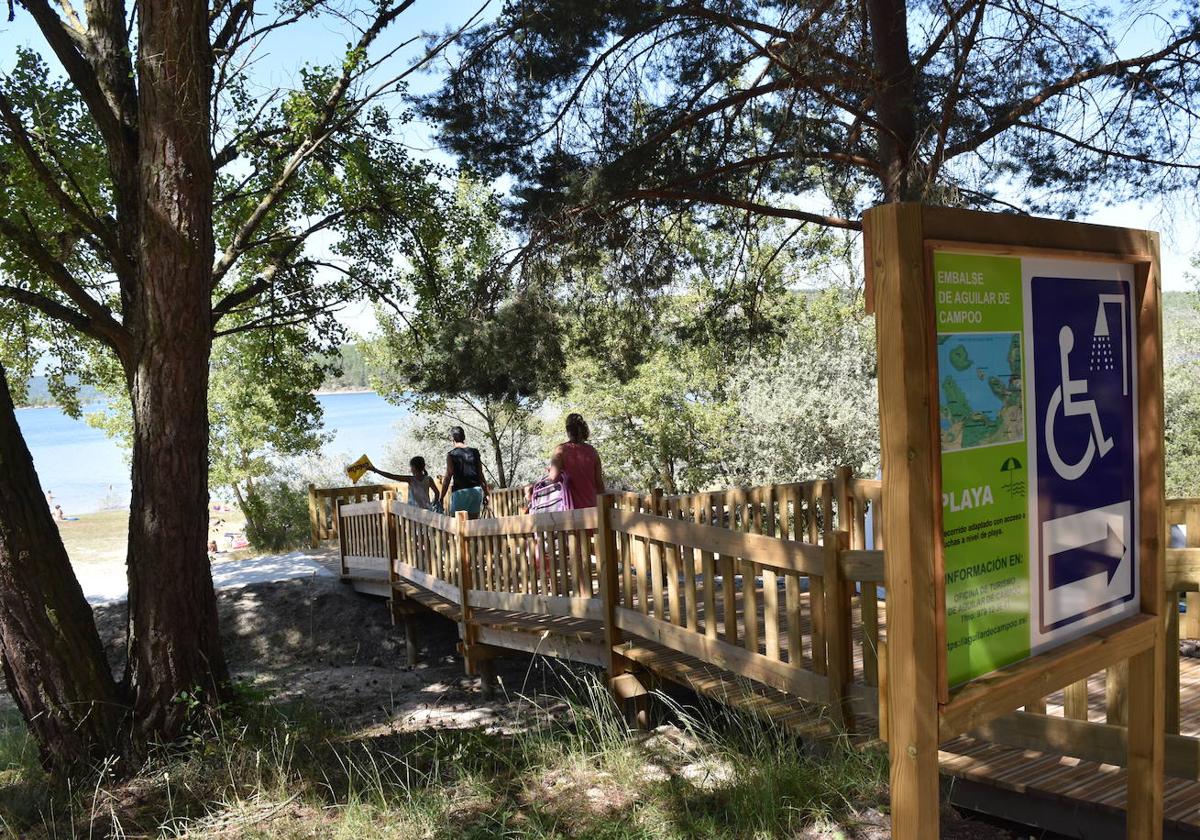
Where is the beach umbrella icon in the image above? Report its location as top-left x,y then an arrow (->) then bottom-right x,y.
1000,456 -> 1025,497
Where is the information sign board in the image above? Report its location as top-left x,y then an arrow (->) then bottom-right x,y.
934,251 -> 1139,686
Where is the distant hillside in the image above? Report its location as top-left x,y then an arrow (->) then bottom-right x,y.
15,343 -> 377,408
318,342 -> 375,392
15,376 -> 102,409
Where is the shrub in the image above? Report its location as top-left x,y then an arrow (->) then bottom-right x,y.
241,480 -> 310,552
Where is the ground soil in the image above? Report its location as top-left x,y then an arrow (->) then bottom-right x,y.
92,575 -> 579,734
0,571 -> 1054,838
87,576 -> 1037,837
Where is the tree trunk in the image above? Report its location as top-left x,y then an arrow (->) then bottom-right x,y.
123,0 -> 227,738
230,481 -> 256,538
485,418 -> 510,487
865,0 -> 921,202
0,364 -> 125,771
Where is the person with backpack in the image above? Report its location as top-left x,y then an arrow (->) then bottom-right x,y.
438,426 -> 488,519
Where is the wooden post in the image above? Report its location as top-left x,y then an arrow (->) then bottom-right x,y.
455,511 -> 497,696
834,465 -> 854,541
1166,589 -> 1180,734
598,495 -> 624,682
1127,233 -> 1166,840
404,612 -> 419,664
824,529 -> 852,730
649,488 -> 665,619
603,493 -> 650,727
456,512 -> 479,672
867,203 -> 942,839
1106,662 -> 1129,726
384,495 -> 400,621
335,499 -> 348,577
308,483 -> 321,548
1063,679 -> 1090,720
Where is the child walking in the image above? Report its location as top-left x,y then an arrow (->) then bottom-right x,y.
364,456 -> 439,511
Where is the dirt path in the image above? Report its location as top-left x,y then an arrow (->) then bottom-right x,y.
93,575 -> 584,733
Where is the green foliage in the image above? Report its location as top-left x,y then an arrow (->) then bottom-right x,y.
240,480 -> 311,553
565,348 -> 728,493
8,376 -> 101,409
1165,289 -> 1200,498
0,50 -> 115,415
380,180 -> 566,402
721,289 -> 879,485
568,286 -> 878,494
370,180 -> 557,487
0,12 -> 456,411
555,209 -> 877,493
208,330 -> 328,501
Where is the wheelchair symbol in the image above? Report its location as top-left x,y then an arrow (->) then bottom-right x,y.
1044,323 -> 1115,481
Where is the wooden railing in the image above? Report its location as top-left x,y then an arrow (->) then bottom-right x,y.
487,485 -> 530,517
335,471 -> 887,733
658,470 -> 885,702
462,508 -> 601,617
393,505 -> 462,599
308,482 -> 405,547
336,497 -> 397,577
336,474 -> 1200,783
606,504 -> 851,722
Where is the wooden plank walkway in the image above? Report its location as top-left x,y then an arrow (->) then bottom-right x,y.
342,562 -> 1200,833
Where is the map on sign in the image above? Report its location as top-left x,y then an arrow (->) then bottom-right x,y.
937,333 -> 1024,451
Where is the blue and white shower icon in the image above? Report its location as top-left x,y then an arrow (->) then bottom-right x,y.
1043,289 -> 1130,482
1091,293 -> 1129,394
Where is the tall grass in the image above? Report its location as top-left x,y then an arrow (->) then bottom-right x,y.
0,671 -> 886,839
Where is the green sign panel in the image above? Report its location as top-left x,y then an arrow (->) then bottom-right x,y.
934,252 -> 1031,686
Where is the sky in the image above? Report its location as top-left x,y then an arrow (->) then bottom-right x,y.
1,0 -> 1196,341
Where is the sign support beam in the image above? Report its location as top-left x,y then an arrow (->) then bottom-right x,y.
870,202 -> 942,839
1128,243 -> 1166,839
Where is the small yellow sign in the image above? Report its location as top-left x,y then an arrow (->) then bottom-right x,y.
345,454 -> 372,484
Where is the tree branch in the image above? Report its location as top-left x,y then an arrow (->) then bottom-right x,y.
0,214 -> 131,357
0,87 -> 129,275
611,189 -> 860,230
0,283 -> 96,337
210,1 -> 417,284
942,28 -> 1200,161
16,0 -> 133,158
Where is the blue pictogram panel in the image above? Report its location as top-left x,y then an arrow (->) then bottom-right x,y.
1030,276 -> 1136,634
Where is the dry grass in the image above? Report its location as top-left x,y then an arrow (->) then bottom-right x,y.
54,509 -> 132,564
55,508 -> 250,565
0,677 -> 894,840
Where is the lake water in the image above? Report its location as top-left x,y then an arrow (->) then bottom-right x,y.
14,391 -> 410,515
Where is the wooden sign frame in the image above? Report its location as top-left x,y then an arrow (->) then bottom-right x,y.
865,204 -> 1165,840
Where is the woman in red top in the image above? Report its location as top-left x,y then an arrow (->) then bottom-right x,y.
552,413 -> 605,509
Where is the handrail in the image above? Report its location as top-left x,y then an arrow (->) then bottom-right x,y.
308,482 -> 405,546
464,507 -> 597,536
388,500 -> 456,531
333,471 -> 1200,773
610,509 -> 825,576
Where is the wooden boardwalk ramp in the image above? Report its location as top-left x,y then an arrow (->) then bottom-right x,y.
329,477 -> 1200,835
